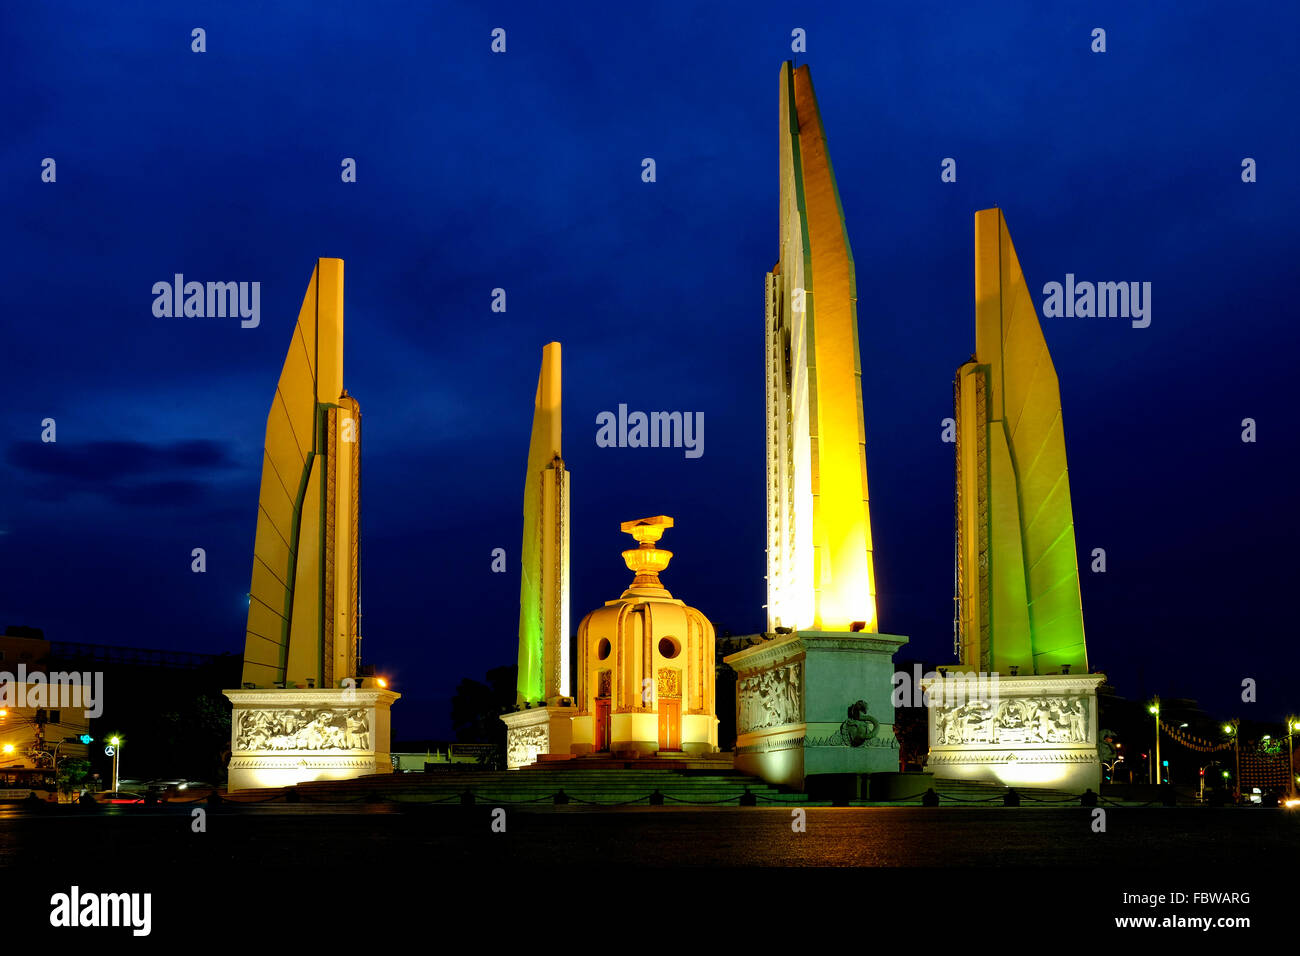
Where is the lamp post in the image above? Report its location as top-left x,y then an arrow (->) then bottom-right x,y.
106,736 -> 121,792
1287,718 -> 1300,801
1147,698 -> 1161,785
1223,720 -> 1240,803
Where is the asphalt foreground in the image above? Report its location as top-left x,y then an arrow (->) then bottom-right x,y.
4,803 -> 1293,940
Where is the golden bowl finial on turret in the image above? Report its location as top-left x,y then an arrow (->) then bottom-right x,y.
619,515 -> 674,594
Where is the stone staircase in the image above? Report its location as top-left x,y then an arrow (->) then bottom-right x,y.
926,777 -> 1084,805
286,765 -> 811,807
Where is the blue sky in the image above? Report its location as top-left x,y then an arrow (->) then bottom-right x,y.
3,1 -> 1297,734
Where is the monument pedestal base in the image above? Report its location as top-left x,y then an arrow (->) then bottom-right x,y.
921,673 -> 1104,793
502,704 -> 575,769
725,630 -> 908,790
224,687 -> 400,792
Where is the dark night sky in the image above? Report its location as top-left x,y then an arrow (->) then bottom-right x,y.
3,2 -> 1297,736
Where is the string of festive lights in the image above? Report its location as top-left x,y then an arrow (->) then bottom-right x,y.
1158,720 -> 1233,752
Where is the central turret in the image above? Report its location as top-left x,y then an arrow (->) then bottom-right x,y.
572,515 -> 717,758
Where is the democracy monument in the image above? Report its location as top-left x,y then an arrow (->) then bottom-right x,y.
221,62 -> 1102,798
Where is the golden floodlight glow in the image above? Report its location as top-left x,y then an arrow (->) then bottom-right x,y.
241,259 -> 361,691
765,61 -> 877,633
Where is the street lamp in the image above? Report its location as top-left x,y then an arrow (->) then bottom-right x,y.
106,735 -> 122,792
1223,719 -> 1240,802
1147,698 -> 1161,785
1287,718 -> 1300,801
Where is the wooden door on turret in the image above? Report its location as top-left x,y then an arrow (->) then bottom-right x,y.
658,699 -> 681,752
595,698 -> 611,752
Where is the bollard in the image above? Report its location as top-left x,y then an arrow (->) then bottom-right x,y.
460,789 -> 475,805
1003,789 -> 1020,807
649,789 -> 664,806
921,788 -> 939,807
554,789 -> 569,805
738,787 -> 757,807
1080,788 -> 1098,807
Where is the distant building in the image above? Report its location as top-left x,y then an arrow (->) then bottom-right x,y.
3,624 -> 241,787
0,627 -> 92,799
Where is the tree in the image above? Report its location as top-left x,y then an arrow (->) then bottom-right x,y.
58,758 -> 92,795
450,665 -> 517,757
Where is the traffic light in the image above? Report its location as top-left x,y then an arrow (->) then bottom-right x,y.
78,734 -> 93,745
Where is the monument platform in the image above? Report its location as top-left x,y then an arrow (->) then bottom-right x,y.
502,704 -> 575,770
725,630 -> 908,789
920,672 -> 1104,793
224,687 -> 400,791
530,751 -> 734,771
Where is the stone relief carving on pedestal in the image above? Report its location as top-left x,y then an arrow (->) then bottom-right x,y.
736,661 -> 802,733
506,725 -> 548,768
235,708 -> 371,752
934,695 -> 1090,745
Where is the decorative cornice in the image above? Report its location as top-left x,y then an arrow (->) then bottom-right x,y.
918,673 -> 1104,696
725,630 -> 908,672
225,688 -> 400,707
735,735 -> 805,756
228,756 -> 384,768
927,749 -> 1100,765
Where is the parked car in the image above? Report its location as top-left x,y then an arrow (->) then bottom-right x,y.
97,790 -> 145,804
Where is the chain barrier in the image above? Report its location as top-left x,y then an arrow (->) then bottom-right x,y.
565,793 -> 659,807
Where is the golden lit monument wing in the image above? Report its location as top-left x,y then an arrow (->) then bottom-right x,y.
226,259 -> 397,791
766,60 -> 877,633
729,62 -> 908,792
242,257 -> 360,689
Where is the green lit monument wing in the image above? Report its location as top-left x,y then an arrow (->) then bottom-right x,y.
515,342 -> 569,706
956,210 -> 1087,675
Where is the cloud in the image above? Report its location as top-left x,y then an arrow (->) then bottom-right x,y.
6,439 -> 241,508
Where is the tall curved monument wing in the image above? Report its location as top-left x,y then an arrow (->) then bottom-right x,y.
955,210 -> 1088,675
766,60 -> 877,633
501,343 -> 574,768
242,258 -> 360,689
515,342 -> 570,707
227,259 -> 397,793
730,62 -> 909,793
